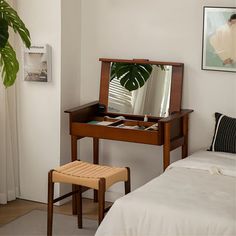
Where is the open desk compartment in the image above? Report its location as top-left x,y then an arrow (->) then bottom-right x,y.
70,109 -> 162,145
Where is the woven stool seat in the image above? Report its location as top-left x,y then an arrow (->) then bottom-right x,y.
52,160 -> 128,190
47,161 -> 131,236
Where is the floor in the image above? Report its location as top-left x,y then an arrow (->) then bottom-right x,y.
0,198 -> 111,227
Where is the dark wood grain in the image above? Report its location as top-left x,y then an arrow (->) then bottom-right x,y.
99,58 -> 184,66
169,66 -> 184,113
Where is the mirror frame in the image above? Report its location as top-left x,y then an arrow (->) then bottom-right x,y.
99,58 -> 184,117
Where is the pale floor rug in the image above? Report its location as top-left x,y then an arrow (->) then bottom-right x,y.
0,210 -> 97,236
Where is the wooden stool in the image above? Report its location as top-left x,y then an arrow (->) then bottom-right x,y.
47,161 -> 130,236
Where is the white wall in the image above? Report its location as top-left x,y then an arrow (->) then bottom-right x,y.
16,0 -> 81,203
16,0 -> 82,203
60,0 -> 81,196
16,0 -> 62,202
80,0 -> 236,200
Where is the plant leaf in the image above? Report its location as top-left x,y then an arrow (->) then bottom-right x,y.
120,72 -> 139,91
110,62 -> 117,81
0,18 -> 9,48
0,42 -> 19,87
110,62 -> 153,91
0,0 -> 31,48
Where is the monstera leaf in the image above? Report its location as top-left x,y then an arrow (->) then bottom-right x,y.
111,62 -> 153,91
0,0 -> 31,87
0,0 -> 30,48
0,18 -> 9,48
0,42 -> 19,87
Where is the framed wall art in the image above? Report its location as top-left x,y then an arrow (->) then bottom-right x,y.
201,6 -> 236,72
23,44 -> 52,82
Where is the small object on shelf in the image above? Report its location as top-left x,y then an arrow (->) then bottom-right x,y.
87,120 -> 100,124
144,114 -> 148,122
87,120 -> 114,126
97,121 -> 114,126
104,115 -> 125,120
115,116 -> 125,120
145,123 -> 158,131
137,126 -> 146,130
117,124 -> 139,129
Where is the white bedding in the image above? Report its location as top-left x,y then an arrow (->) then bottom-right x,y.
95,151 -> 236,236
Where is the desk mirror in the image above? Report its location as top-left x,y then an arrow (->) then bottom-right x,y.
99,59 -> 184,118
108,63 -> 172,117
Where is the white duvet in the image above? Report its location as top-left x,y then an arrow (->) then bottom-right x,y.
95,151 -> 236,236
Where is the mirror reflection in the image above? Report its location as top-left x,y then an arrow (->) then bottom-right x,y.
108,64 -> 172,117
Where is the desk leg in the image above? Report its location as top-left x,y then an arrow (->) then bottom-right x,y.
163,122 -> 171,171
93,138 -> 99,202
182,114 -> 189,159
71,135 -> 78,161
71,135 -> 78,215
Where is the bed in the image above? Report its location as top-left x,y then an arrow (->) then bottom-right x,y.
95,150 -> 236,236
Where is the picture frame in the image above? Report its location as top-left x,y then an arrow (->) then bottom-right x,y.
201,6 -> 236,72
23,44 -> 52,82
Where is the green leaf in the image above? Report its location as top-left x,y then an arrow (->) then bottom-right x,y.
120,72 -> 139,91
0,42 -> 19,87
110,62 -> 153,91
110,62 -> 117,81
0,18 -> 9,48
0,0 -> 31,48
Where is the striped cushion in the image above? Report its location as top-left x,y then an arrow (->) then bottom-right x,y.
209,113 -> 236,153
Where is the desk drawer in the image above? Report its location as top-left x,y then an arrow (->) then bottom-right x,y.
71,122 -> 163,145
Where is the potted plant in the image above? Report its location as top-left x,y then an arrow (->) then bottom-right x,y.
0,0 -> 31,87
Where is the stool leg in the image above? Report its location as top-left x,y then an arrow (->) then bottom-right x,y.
94,190 -> 98,202
72,185 -> 78,215
93,138 -> 99,203
98,178 -> 105,225
47,170 -> 54,236
125,167 -> 131,194
77,186 -> 82,228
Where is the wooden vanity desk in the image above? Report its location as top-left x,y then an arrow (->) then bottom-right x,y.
65,58 -> 193,213
65,58 -> 193,170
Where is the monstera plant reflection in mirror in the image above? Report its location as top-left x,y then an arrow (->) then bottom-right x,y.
108,63 -> 172,117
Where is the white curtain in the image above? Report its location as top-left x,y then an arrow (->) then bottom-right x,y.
132,66 -> 159,115
132,82 -> 148,115
159,66 -> 172,117
132,68 -> 157,115
0,83 -> 20,204
132,66 -> 172,117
